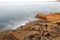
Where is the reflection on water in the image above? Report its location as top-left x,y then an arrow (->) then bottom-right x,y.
0,3 -> 60,31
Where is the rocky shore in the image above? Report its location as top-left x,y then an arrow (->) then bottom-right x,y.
0,13 -> 60,40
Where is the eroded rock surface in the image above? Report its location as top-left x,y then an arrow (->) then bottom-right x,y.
35,12 -> 60,22
0,13 -> 60,40
0,20 -> 60,40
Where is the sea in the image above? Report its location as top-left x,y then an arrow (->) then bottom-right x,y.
0,2 -> 60,31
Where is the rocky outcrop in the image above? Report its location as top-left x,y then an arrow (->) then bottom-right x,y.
0,12 -> 60,40
35,12 -> 60,22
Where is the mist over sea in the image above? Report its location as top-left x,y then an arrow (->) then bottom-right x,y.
0,2 -> 60,31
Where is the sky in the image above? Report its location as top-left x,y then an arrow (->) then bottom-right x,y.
0,0 -> 58,3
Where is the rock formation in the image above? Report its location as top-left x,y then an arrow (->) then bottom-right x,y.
35,12 -> 60,22
0,12 -> 60,40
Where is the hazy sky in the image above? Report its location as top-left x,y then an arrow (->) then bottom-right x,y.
0,0 -> 58,3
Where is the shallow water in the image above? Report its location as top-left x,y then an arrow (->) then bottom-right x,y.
0,3 -> 60,31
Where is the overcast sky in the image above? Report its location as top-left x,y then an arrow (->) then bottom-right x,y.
0,0 -> 58,3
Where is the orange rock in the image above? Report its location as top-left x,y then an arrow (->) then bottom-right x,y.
35,12 -> 60,22
35,13 -> 46,20
6,30 -> 20,40
46,13 -> 60,22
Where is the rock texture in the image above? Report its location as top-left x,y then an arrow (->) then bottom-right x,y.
35,12 -> 60,22
0,13 -> 60,40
